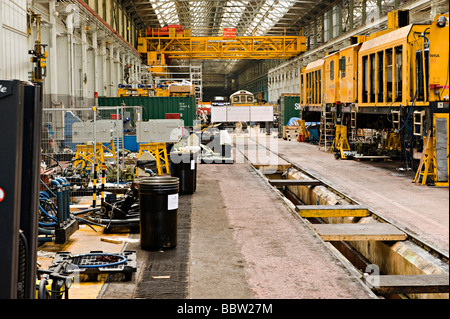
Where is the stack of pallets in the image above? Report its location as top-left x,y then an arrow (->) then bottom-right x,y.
283,126 -> 300,141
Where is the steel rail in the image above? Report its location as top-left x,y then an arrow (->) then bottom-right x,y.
245,135 -> 449,264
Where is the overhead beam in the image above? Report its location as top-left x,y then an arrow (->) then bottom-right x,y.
139,34 -> 306,60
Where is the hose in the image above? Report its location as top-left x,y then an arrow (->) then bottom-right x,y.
72,253 -> 127,268
397,89 -> 417,132
39,228 -> 55,235
39,205 -> 58,222
74,216 -> 105,228
90,217 -> 140,225
39,221 -> 57,227
42,153 -> 63,174
40,180 -> 57,197
71,207 -> 102,215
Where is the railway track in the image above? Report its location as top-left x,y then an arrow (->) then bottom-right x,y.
235,133 -> 449,299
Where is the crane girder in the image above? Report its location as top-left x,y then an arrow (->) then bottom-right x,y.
137,35 -> 306,59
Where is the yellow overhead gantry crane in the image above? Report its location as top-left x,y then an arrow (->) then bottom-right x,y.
137,26 -> 306,60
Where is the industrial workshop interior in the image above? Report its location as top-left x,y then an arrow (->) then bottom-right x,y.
0,0 -> 449,311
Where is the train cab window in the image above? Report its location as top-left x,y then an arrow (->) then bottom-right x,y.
318,70 -> 322,104
370,53 -> 376,102
300,75 -> 304,103
339,57 -> 346,78
330,61 -> 335,80
415,43 -> 429,101
313,71 -> 317,103
395,46 -> 403,102
377,51 -> 384,102
247,96 -> 253,103
314,71 -> 318,104
386,48 -> 393,103
240,95 -> 246,103
362,55 -> 368,103
307,73 -> 311,104
233,96 -> 240,103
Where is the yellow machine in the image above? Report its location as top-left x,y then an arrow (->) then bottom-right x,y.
414,113 -> 449,187
137,25 -> 306,83
298,11 -> 449,186
72,141 -> 116,169
137,143 -> 170,176
29,13 -> 48,83
147,52 -> 167,77
336,44 -> 361,104
323,51 -> 339,105
155,87 -> 170,97
301,59 -> 324,112
331,125 -> 353,159
357,24 -> 430,108
428,15 -> 449,104
138,32 -> 306,60
118,85 -> 153,97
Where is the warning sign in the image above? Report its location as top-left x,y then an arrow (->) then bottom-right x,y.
223,28 -> 236,38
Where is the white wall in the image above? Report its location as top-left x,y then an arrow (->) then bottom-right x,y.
0,0 -> 142,108
0,0 -> 31,81
267,63 -> 301,104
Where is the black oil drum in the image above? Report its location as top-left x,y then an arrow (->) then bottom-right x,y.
139,176 -> 179,250
170,151 -> 198,194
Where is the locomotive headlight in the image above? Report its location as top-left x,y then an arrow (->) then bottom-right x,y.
436,16 -> 447,28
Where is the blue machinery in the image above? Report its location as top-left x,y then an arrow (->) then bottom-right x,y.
0,79 -> 134,299
38,177 -> 79,245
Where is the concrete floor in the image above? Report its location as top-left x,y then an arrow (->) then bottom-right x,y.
100,159 -> 376,299
41,131 -> 448,301
100,132 -> 404,299
187,162 -> 375,299
248,133 -> 449,255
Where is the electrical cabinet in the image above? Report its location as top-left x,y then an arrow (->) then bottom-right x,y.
136,119 -> 184,143
0,80 -> 41,299
72,120 -> 123,143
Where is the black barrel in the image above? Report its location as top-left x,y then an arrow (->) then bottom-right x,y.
170,151 -> 198,194
139,176 -> 179,250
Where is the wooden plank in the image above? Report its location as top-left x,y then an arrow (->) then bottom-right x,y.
312,223 -> 407,241
296,205 -> 369,218
363,274 -> 449,294
269,179 -> 323,186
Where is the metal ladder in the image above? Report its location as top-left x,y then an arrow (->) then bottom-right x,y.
319,106 -> 335,152
190,64 -> 203,106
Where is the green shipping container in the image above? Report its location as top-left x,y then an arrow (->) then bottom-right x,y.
98,96 -> 197,127
280,94 -> 301,126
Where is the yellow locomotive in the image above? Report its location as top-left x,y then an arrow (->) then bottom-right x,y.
299,12 -> 448,185
229,90 -> 257,106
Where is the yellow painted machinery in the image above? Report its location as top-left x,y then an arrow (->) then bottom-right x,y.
331,125 -> 355,159
138,32 -> 306,60
414,113 -> 449,187
72,141 -> 116,169
301,59 -> 324,112
29,13 -> 48,83
147,52 -> 167,77
118,84 -> 153,97
297,10 -> 449,186
137,143 -> 170,176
